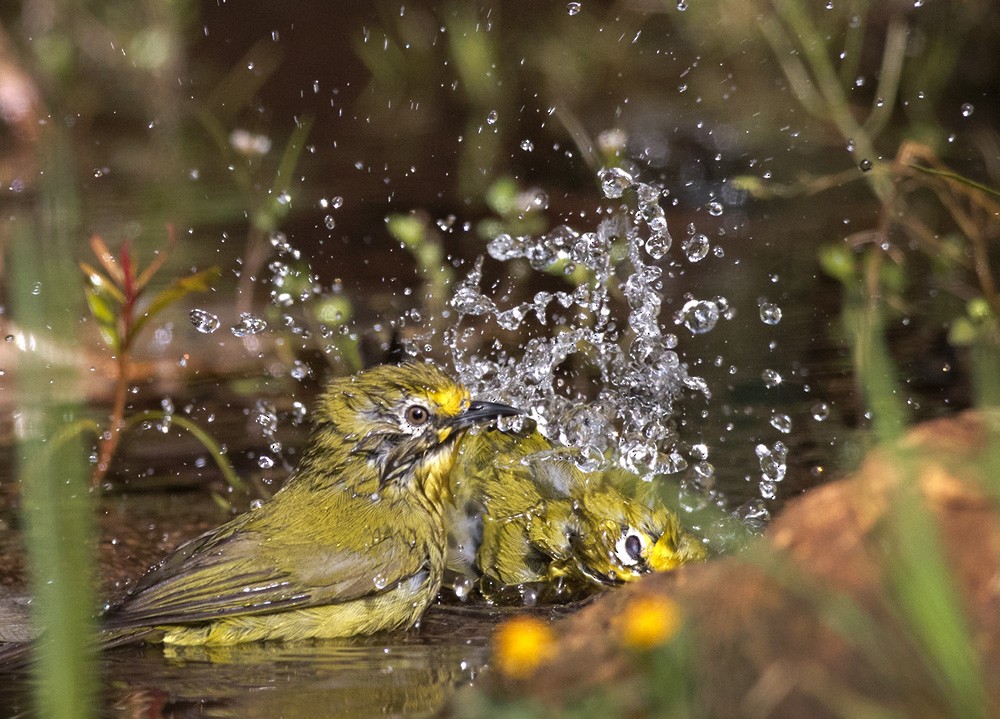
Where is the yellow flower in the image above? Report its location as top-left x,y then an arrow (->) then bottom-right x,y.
620,595 -> 682,649
492,616 -> 556,679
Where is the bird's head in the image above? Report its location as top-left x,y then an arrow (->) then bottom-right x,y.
571,486 -> 707,584
306,363 -> 520,506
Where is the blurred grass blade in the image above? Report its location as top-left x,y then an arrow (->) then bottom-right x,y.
11,124 -> 96,719
883,462 -> 988,718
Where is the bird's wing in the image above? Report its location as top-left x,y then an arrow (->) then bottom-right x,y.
103,502 -> 432,630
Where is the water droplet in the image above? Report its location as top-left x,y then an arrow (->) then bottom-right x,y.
323,215 -> 336,230
189,309 -> 220,334
845,138 -> 856,152
811,401 -> 830,421
258,455 -> 275,469
682,233 -> 709,262
31,282 -> 41,296
769,412 -> 793,434
520,139 -> 534,151
231,313 -> 267,337
644,231 -> 672,259
520,585 -> 539,606
290,360 -> 312,381
761,369 -> 782,388
676,299 -> 720,334
859,158 -> 873,172
706,201 -> 723,217
961,102 -> 974,117
734,498 -> 770,530
373,575 -> 389,590
598,167 -> 634,198
486,110 -> 498,125
676,0 -> 687,9
453,576 -> 473,600
566,1 -> 582,14
756,441 -> 788,482
758,300 -> 782,325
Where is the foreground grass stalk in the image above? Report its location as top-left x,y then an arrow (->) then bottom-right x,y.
12,124 -> 96,719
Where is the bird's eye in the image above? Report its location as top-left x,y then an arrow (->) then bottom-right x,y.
614,528 -> 647,567
625,533 -> 643,560
404,404 -> 430,427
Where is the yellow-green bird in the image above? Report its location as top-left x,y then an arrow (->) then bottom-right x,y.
96,363 -> 520,646
447,425 -> 706,601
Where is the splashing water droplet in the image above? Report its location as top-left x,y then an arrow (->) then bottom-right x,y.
761,369 -> 782,388
189,309 -> 220,334
756,441 -> 788,483
676,299 -> 720,334
758,300 -> 782,325
644,232 -> 671,259
231,313 -> 267,337
734,498 -> 770,530
811,401 -> 830,421
682,233 -> 709,262
453,576 -> 473,600
770,413 -> 793,434
598,167 -> 634,198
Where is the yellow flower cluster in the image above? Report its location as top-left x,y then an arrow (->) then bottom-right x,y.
620,595 -> 682,649
492,616 -> 557,679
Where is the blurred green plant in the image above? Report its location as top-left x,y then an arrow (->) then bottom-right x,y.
728,6 -> 998,709
474,177 -> 549,243
79,228 -> 241,492
387,211 -> 454,330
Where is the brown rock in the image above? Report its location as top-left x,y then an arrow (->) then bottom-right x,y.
501,409 -> 1000,717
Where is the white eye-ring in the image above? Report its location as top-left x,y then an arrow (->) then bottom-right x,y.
615,527 -> 647,567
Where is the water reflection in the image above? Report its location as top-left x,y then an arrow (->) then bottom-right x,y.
4,604 -> 565,718
105,634 -> 480,718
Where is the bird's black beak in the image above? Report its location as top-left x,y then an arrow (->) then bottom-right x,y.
450,399 -> 523,430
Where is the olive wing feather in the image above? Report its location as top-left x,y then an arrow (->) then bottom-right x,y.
103,504 -> 431,630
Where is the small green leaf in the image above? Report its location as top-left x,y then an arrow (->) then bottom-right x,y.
314,295 -> 354,325
968,297 -> 994,322
485,177 -> 520,217
386,214 -> 425,249
947,317 -> 977,347
731,175 -> 772,198
80,262 -> 125,304
89,235 -> 125,285
818,244 -> 857,285
84,289 -> 121,350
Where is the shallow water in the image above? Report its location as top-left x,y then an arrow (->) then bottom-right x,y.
1,0 -> 986,713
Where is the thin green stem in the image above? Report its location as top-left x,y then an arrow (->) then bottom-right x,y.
863,19 -> 907,139
121,411 -> 247,492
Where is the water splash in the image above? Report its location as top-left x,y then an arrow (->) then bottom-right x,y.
444,171 -> 722,480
